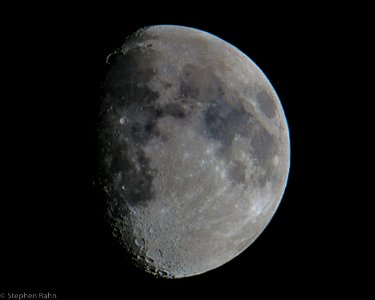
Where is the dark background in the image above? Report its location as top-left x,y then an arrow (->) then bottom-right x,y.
0,3 -> 366,298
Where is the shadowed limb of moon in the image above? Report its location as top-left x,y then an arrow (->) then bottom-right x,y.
97,25 -> 290,278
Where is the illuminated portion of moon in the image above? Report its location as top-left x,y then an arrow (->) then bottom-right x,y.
97,25 -> 290,278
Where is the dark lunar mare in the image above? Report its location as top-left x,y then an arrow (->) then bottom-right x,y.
97,49 -> 159,215
203,94 -> 277,187
97,45 -> 191,214
177,60 -> 278,187
256,89 -> 276,119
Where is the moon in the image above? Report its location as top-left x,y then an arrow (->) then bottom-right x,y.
97,25 -> 290,278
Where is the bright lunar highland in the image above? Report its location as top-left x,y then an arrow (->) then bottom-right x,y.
97,25 -> 290,278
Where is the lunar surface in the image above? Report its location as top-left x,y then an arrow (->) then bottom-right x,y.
97,25 -> 290,278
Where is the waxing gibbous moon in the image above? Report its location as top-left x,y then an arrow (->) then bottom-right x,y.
97,25 -> 290,278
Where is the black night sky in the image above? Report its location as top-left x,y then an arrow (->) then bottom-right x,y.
0,3 -> 366,298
